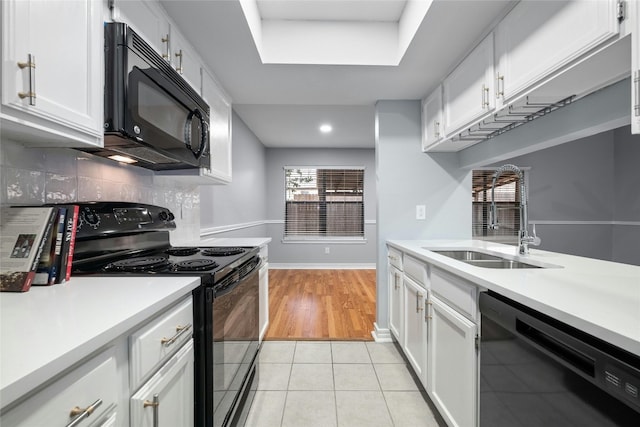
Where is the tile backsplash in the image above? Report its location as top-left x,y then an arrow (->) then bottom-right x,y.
0,139 -> 200,245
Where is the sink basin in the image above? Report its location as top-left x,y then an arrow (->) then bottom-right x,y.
431,250 -> 502,261
430,249 -> 542,269
462,259 -> 541,269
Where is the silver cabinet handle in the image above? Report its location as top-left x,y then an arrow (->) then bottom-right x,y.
143,394 -> 159,427
433,121 -> 440,139
160,323 -> 192,346
416,291 -> 424,313
634,70 -> 640,117
17,54 -> 36,106
175,49 -> 183,74
394,272 -> 400,290
425,300 -> 432,322
481,84 -> 490,109
496,73 -> 504,99
162,34 -> 170,60
67,399 -> 102,427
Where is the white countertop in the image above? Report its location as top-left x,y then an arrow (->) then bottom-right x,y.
0,276 -> 200,409
199,237 -> 271,248
387,240 -> 640,356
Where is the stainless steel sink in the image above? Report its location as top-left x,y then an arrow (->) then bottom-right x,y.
431,250 -> 502,261
462,259 -> 541,269
430,249 -> 542,269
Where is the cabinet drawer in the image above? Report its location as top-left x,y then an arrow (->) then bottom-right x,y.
404,255 -> 427,288
129,296 -> 193,390
1,347 -> 118,427
387,247 -> 402,270
430,268 -> 477,321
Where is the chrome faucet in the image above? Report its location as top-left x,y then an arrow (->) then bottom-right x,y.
488,164 -> 541,255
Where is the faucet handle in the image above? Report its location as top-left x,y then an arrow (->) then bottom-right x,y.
530,223 -> 541,246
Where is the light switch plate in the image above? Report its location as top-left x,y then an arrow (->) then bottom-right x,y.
416,205 -> 426,220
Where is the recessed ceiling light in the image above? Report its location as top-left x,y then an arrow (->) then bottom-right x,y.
319,124 -> 333,133
108,155 -> 138,164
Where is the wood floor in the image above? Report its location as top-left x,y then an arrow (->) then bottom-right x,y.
264,269 -> 376,341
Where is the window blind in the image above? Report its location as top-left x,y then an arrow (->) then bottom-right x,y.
472,169 -> 521,244
284,168 -> 364,238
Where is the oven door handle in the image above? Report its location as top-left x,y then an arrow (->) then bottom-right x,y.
214,258 -> 261,298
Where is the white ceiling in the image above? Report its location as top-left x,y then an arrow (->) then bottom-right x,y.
160,0 -> 514,148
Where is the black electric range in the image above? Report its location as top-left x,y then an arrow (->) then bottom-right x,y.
70,202 -> 261,427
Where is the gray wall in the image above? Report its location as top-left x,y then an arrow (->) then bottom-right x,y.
265,147 -> 376,265
376,100 -> 471,331
492,126 -> 639,265
200,111 -> 268,238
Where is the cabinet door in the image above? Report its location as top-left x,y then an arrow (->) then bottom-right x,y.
403,276 -> 428,387
259,263 -> 269,341
388,264 -> 403,343
633,0 -> 640,134
428,296 -> 477,427
495,0 -> 618,103
131,340 -> 194,427
171,29 -> 202,93
1,0 -> 102,141
421,86 -> 443,151
114,0 -> 171,60
443,33 -> 494,135
202,68 -> 233,183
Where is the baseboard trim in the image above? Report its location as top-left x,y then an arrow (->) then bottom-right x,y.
269,263 -> 376,270
371,323 -> 392,342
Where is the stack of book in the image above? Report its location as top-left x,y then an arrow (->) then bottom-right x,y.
1,205 -> 79,292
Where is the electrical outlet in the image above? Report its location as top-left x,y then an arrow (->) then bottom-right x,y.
416,205 -> 426,220
325,247 -> 330,254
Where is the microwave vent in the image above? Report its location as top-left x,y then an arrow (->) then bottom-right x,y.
112,146 -> 181,164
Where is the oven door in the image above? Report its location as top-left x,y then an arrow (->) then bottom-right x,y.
211,257 -> 261,427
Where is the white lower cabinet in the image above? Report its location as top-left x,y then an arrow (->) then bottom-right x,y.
388,264 -> 403,343
259,261 -> 269,341
428,294 -> 477,427
1,347 -> 119,427
130,340 -> 194,427
403,275 -> 428,387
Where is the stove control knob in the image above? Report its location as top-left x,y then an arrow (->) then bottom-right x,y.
80,208 -> 101,229
158,211 -> 169,221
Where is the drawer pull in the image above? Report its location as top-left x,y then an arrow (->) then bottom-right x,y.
67,399 -> 102,427
160,323 -> 192,346
143,394 -> 160,427
17,54 -> 36,106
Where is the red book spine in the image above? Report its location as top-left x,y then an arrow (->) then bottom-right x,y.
65,205 -> 80,282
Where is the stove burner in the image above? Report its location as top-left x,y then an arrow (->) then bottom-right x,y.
166,247 -> 200,256
201,247 -> 245,257
174,259 -> 219,271
105,256 -> 171,272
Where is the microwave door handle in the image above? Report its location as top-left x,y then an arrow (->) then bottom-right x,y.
184,109 -> 207,159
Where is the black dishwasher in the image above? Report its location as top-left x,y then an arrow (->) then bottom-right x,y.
479,291 -> 640,427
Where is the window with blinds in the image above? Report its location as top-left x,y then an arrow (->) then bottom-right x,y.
284,167 -> 364,239
472,169 -> 522,244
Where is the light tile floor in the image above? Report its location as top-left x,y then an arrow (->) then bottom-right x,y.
244,341 -> 444,427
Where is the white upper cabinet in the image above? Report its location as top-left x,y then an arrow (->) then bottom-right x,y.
114,0 -> 171,61
632,0 -> 640,134
1,0 -> 103,147
201,68 -> 233,184
171,29 -> 202,92
443,33 -> 495,136
495,0 -> 619,104
421,86 -> 443,151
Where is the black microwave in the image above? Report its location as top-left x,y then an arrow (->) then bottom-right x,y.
86,22 -> 210,170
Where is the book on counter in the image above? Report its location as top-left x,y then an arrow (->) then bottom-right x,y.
0,206 -> 57,292
59,204 -> 79,283
33,207 -> 67,285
